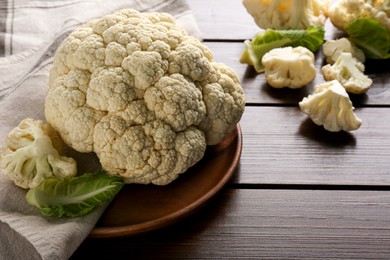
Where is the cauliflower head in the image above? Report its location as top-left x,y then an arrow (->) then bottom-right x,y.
242,0 -> 330,29
328,0 -> 390,33
0,118 -> 77,189
299,80 -> 362,132
322,52 -> 373,94
262,46 -> 316,88
323,38 -> 366,64
45,9 -> 245,185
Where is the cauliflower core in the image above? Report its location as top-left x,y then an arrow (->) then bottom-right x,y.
262,46 -> 316,88
45,9 -> 245,185
0,118 -> 77,189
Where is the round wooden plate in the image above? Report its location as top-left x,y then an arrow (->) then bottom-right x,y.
89,124 -> 242,238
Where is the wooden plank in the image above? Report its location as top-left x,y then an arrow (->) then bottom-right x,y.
71,189 -> 390,259
236,106 -> 390,186
204,42 -> 390,106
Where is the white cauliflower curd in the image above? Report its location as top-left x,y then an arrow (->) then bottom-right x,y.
299,80 -> 362,132
45,9 -> 245,185
262,46 -> 316,88
0,118 -> 77,189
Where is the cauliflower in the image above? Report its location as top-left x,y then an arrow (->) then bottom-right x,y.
323,38 -> 366,64
0,118 -> 77,189
45,9 -> 245,185
327,0 -> 390,59
322,52 -> 373,94
242,0 -> 330,29
328,0 -> 390,33
262,46 -> 316,88
299,80 -> 362,132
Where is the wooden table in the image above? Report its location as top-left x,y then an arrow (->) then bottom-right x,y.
72,0 -> 390,258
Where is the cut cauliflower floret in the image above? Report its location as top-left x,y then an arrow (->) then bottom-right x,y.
299,80 -> 362,132
262,46 -> 316,88
242,0 -> 330,29
322,52 -> 373,94
45,9 -> 245,185
323,38 -> 366,64
0,118 -> 77,189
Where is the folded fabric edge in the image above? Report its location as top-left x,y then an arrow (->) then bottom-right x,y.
0,220 -> 42,260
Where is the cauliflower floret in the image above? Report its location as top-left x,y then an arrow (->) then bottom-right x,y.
328,0 -> 390,33
45,9 -> 245,185
0,118 -> 77,189
144,74 -> 206,132
242,0 -> 330,29
323,38 -> 366,64
93,115 -> 206,185
322,52 -> 373,94
168,38 -> 211,81
262,46 -> 316,88
299,80 -> 362,132
198,63 -> 246,145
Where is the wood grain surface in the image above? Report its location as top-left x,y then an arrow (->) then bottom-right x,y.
72,0 -> 390,258
72,189 -> 390,259
236,106 -> 390,186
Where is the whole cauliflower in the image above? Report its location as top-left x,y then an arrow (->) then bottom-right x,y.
45,9 -> 245,185
322,52 -> 373,94
242,0 -> 330,29
0,118 -> 77,189
262,46 -> 316,88
299,80 -> 362,132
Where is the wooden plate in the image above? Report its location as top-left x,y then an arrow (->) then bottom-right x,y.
89,124 -> 242,238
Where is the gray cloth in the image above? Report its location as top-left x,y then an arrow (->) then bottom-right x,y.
0,0 -> 200,259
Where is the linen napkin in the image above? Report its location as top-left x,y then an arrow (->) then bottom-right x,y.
0,0 -> 201,259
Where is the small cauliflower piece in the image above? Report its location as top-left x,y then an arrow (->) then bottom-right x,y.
322,52 -> 373,94
45,9 -> 245,185
242,0 -> 330,29
262,46 -> 316,88
299,80 -> 362,132
323,38 -> 366,64
0,118 -> 77,189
